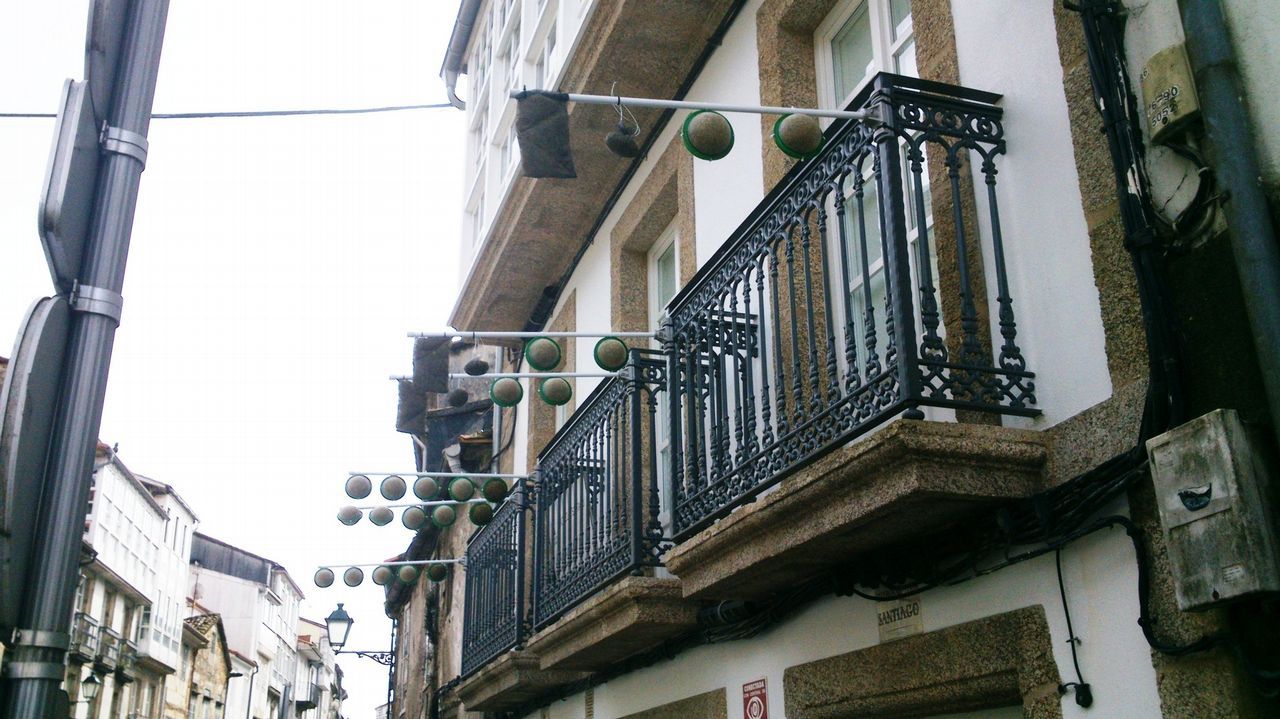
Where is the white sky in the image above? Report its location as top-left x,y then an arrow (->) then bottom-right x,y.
1,2 -> 464,715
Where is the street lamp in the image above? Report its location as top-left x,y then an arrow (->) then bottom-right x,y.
80,674 -> 101,703
324,603 -> 353,651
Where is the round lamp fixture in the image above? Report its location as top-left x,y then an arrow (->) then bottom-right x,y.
345,475 -> 372,500
380,475 -> 407,501
464,357 -> 491,376
481,478 -> 509,503
773,113 -> 825,159
425,564 -> 449,582
371,565 -> 395,586
413,476 -> 440,500
397,566 -> 420,584
594,336 -> 629,371
469,503 -> 495,526
431,504 -> 457,528
337,506 -> 363,526
682,110 -> 734,161
314,568 -> 335,588
524,337 -> 562,371
342,567 -> 364,587
369,507 -> 395,526
490,377 -> 524,407
448,478 -> 476,502
401,506 -> 427,531
539,377 -> 573,406
606,121 -> 641,158
447,388 -> 470,407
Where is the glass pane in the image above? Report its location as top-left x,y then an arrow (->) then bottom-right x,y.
890,0 -> 912,40
895,38 -> 917,77
656,241 -> 677,310
831,3 -> 874,103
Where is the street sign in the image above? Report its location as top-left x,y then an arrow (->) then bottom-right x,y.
742,678 -> 768,719
0,296 -> 71,630
38,79 -> 101,294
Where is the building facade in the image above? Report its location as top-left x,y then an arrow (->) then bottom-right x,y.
67,446 -> 197,719
188,534 -> 304,719
295,618 -> 344,719
169,613 -> 234,719
385,0 -> 1280,717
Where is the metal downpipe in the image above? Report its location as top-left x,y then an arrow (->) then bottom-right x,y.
1180,0 -> 1280,448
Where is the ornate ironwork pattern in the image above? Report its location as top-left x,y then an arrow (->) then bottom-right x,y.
665,73 -> 1038,541
530,351 -> 667,630
460,481 -> 526,678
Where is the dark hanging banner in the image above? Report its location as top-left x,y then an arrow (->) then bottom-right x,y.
514,90 -> 577,179
395,379 -> 427,435
412,337 -> 451,393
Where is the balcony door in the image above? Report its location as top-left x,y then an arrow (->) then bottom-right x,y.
649,222 -> 678,530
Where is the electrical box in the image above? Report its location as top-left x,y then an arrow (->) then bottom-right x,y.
1146,409 -> 1280,611
1139,43 -> 1201,143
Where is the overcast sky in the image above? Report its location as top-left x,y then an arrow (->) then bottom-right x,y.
1,2 -> 464,714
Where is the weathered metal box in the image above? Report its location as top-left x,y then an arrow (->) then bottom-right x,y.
1146,409 -> 1280,610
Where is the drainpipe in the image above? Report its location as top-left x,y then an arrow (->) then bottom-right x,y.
1179,0 -> 1280,448
440,0 -> 484,110
243,665 -> 259,719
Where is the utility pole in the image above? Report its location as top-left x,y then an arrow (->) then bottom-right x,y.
0,2 -> 168,718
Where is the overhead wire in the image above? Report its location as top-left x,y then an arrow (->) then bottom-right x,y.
0,102 -> 454,120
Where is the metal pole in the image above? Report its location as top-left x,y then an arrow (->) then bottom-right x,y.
349,471 -> 526,479
0,3 -> 168,719
408,330 -> 654,339
317,560 -> 463,569
349,500 -> 489,510
507,90 -> 876,122
448,372 -> 618,379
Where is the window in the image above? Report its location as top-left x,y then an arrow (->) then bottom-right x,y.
816,0 -> 914,111
649,223 -> 679,527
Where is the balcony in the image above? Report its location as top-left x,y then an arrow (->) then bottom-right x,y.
116,641 -> 139,683
95,627 -> 122,673
457,73 -> 1048,696
69,612 -> 100,663
295,683 -> 322,712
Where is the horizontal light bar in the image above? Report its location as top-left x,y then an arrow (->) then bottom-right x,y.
409,330 -> 654,339
349,471 -> 526,479
451,372 -> 618,379
509,90 -> 878,122
318,559 -> 463,569
352,499 -> 489,510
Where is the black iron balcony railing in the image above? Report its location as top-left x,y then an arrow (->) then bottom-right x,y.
530,351 -> 667,630
96,627 -> 122,671
663,73 -> 1038,540
460,481 -> 527,678
69,612 -> 100,661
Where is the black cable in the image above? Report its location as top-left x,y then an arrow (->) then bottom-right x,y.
1056,548 -> 1093,707
0,102 -> 453,120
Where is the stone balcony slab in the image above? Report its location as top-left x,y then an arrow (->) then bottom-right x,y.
524,576 -> 698,671
455,649 -> 588,714
664,419 -> 1049,600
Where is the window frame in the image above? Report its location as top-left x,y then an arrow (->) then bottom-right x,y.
814,0 -> 915,114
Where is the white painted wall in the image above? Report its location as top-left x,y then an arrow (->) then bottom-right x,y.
519,505 -> 1159,719
950,0 -> 1113,428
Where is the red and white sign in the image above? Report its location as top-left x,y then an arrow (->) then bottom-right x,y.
742,678 -> 768,719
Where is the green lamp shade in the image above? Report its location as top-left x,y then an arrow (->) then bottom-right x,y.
593,336 -> 629,371
344,475 -> 372,500
469,503 -> 495,526
342,567 -> 364,587
490,377 -> 524,407
397,566 -> 420,584
481,478 -> 509,503
369,507 -> 394,526
371,565 -> 395,586
425,564 -> 449,582
682,110 -> 734,160
773,114 -> 825,159
401,506 -> 427,531
380,475 -> 407,500
314,568 -> 335,588
413,476 -> 440,500
448,478 -> 476,501
431,504 -> 457,528
524,336 -> 562,371
337,506 -> 363,526
539,377 -> 573,406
